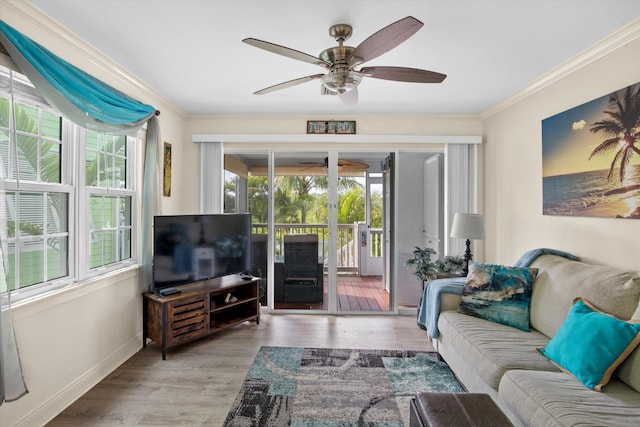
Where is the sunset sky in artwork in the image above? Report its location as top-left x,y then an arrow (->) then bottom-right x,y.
542,85 -> 640,178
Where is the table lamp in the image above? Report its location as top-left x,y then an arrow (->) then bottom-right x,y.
450,213 -> 485,276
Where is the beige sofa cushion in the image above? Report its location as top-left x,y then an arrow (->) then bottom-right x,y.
529,255 -> 640,338
437,311 -> 557,390
500,370 -> 640,427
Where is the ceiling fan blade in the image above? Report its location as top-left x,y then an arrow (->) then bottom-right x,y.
360,66 -> 446,83
338,159 -> 369,170
254,74 -> 325,95
243,38 -> 330,68
351,16 -> 423,65
339,87 -> 358,105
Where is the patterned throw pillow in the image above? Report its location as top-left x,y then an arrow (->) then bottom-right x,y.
457,263 -> 538,331
539,298 -> 640,391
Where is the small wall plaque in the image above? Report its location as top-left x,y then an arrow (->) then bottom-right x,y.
307,120 -> 356,134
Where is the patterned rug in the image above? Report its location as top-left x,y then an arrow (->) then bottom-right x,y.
223,346 -> 463,426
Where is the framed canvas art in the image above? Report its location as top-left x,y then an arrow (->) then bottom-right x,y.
542,82 -> 640,219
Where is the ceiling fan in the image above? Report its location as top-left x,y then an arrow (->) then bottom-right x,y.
242,16 -> 446,104
299,157 -> 369,172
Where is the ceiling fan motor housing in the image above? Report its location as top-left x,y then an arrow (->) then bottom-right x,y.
320,46 -> 361,93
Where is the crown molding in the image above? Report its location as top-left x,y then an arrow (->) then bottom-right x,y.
1,0 -> 185,118
481,16 -> 640,120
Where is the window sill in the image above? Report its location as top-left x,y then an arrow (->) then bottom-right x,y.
10,264 -> 140,320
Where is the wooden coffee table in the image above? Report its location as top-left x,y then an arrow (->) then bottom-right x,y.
409,392 -> 513,427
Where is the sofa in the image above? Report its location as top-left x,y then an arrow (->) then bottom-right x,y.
424,252 -> 640,426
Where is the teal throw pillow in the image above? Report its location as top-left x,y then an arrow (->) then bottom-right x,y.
457,263 -> 538,331
539,298 -> 640,391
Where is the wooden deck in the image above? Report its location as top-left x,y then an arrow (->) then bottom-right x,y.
274,275 -> 389,312
336,275 -> 389,311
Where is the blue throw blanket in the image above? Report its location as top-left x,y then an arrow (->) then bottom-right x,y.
417,248 -> 578,338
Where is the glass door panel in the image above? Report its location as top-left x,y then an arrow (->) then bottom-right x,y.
224,152 -> 269,306
273,151 -> 328,311
336,152 -> 391,313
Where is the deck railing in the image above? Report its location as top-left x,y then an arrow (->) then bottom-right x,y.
369,228 -> 383,258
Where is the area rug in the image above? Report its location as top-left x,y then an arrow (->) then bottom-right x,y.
223,346 -> 463,426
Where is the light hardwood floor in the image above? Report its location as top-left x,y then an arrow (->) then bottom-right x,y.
46,313 -> 433,426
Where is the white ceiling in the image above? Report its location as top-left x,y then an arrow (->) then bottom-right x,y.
28,0 -> 640,116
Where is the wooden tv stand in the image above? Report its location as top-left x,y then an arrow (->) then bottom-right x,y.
143,275 -> 260,359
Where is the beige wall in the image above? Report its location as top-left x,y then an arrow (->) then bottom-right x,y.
187,113 -> 482,136
483,30 -> 640,270
3,269 -> 141,426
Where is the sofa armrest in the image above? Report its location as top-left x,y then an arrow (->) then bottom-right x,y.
440,292 -> 462,313
417,277 -> 466,338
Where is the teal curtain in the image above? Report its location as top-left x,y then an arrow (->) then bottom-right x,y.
0,20 -> 156,134
0,20 -> 160,405
141,116 -> 162,289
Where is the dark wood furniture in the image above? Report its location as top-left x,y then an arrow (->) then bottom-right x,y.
410,392 -> 513,427
143,275 -> 260,359
274,260 -> 323,304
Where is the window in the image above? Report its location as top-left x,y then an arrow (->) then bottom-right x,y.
0,63 -> 138,297
84,131 -> 133,270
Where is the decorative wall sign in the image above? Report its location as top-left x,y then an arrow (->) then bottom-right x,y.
163,142 -> 172,197
307,120 -> 356,134
542,82 -> 640,219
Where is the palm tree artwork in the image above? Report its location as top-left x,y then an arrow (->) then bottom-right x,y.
542,81 -> 640,219
589,84 -> 640,218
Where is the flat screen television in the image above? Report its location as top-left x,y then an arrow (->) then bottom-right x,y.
152,213 -> 252,291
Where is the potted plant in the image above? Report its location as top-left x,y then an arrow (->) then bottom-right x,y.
406,248 -> 465,289
405,246 -> 439,286
434,255 -> 465,277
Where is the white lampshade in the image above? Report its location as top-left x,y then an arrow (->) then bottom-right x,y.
450,213 -> 485,240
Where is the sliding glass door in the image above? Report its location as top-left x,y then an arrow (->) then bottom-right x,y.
224,149 -> 392,314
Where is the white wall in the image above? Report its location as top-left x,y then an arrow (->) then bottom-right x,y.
0,2 -> 189,425
483,22 -> 640,270
396,152 -> 438,305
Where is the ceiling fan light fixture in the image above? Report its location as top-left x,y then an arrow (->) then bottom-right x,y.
321,70 -> 362,94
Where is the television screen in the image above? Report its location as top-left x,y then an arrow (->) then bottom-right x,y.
152,213 -> 252,290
